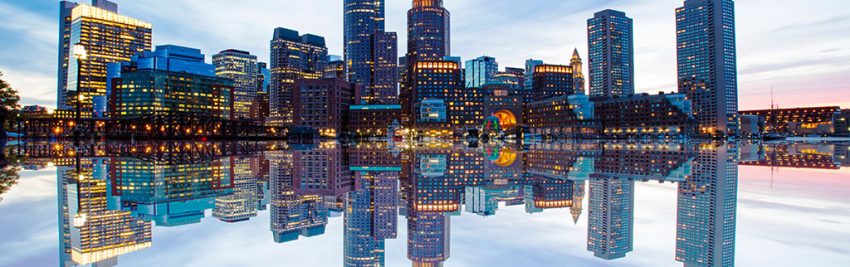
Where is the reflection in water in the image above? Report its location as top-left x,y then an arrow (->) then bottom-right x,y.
11,141 -> 844,266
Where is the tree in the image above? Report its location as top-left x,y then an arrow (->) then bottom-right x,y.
0,71 -> 21,139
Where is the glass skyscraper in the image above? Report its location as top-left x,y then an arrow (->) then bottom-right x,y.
464,56 -> 499,88
213,50 -> 260,120
58,0 -> 151,111
269,28 -> 328,126
676,0 -> 739,135
344,0 -> 399,104
588,9 -> 634,98
587,176 -> 634,260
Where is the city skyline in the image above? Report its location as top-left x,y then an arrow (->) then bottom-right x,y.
1,0 -> 848,110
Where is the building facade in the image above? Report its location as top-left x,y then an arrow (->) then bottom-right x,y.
348,104 -> 402,137
524,94 -> 598,137
59,1 -> 152,111
588,10 -> 634,98
677,0 -> 739,135
292,78 -> 356,138
594,93 -> 697,137
465,56 -> 499,88
269,28 -> 328,126
213,49 -> 260,120
739,106 -> 840,135
531,64 -> 577,101
109,45 -> 234,120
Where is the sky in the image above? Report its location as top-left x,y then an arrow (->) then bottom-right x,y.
0,0 -> 849,110
1,165 -> 849,266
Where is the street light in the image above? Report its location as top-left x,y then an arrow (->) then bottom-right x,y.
72,43 -> 86,142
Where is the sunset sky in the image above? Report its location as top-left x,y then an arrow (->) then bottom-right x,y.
0,0 -> 848,110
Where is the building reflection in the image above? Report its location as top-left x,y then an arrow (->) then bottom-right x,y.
9,140 -> 750,266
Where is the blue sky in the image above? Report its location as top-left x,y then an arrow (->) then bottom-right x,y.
1,0 -> 849,109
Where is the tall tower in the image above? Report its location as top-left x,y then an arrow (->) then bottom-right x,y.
213,50 -> 260,120
587,9 -> 634,98
676,143 -> 738,267
269,28 -> 328,126
571,49 -> 586,95
58,0 -> 151,111
345,0 -> 398,104
587,176 -> 635,260
676,0 -> 738,135
407,0 -> 451,64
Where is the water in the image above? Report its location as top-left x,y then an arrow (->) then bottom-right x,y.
0,141 -> 848,267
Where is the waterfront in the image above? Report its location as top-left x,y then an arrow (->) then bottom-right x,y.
0,141 -> 848,266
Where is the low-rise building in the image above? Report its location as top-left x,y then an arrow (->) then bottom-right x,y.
292,78 -> 356,138
347,104 -> 402,137
593,93 -> 696,138
524,94 -> 598,138
739,106 -> 840,135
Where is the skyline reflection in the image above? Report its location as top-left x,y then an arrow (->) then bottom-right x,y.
2,141 -> 848,266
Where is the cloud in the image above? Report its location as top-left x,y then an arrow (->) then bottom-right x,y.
1,0 -> 849,109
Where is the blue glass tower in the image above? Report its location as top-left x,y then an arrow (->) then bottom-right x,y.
587,176 -> 634,260
676,0 -> 738,135
465,56 -> 498,88
344,0 -> 398,104
588,9 -> 634,98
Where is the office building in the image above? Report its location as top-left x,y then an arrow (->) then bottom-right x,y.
326,60 -> 346,79
371,32 -> 400,104
594,93 -> 697,137
676,0 -> 739,135
109,45 -> 234,119
523,59 -> 544,90
492,67 -> 524,89
676,143 -> 738,267
292,78 -> 357,138
213,49 -> 260,120
588,10 -> 634,98
525,94 -> 598,137
587,176 -> 634,260
269,27 -> 328,126
58,1 -> 151,111
571,49 -> 587,95
465,56 -> 499,88
348,104 -> 403,137
407,0 -> 451,64
345,0 -> 385,93
531,64 -> 577,100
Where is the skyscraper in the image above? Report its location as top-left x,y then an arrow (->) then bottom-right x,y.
588,9 -> 634,98
213,50 -> 260,120
372,32 -> 399,103
407,0 -> 451,64
344,0 -> 398,104
676,143 -> 738,267
269,28 -> 328,126
587,176 -> 635,260
58,0 -> 151,110
465,56 -> 499,88
676,0 -> 738,135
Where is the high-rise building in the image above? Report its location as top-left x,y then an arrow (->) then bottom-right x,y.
269,28 -> 328,126
523,59 -> 544,90
326,60 -> 346,79
587,176 -> 635,260
407,211 -> 450,267
676,0 -> 738,135
465,56 -> 499,88
344,0 -> 398,104
588,10 -> 634,98
403,61 -> 463,134
407,0 -> 451,64
372,32 -> 399,104
213,49 -> 260,120
676,143 -> 738,267
58,1 -> 151,110
344,0 -> 385,86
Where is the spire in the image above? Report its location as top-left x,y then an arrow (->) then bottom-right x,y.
572,48 -> 581,60
571,208 -> 582,224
